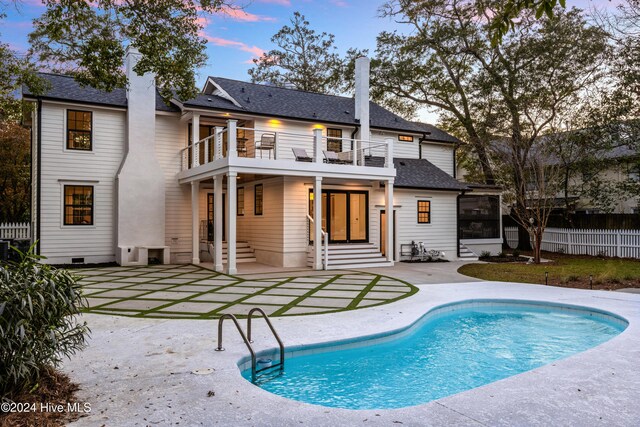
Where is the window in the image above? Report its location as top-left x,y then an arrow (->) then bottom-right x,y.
67,110 -> 92,150
327,128 -> 342,153
458,195 -> 500,239
254,184 -> 263,216
398,135 -> 414,142
64,185 -> 94,225
417,200 -> 431,224
237,187 -> 245,216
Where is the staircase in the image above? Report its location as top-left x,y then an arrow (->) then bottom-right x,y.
203,241 -> 257,263
307,243 -> 392,269
458,243 -> 479,261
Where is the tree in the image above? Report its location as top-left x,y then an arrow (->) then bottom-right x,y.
374,1 -> 609,262
28,0 -> 233,102
489,0 -> 566,44
248,12 -> 345,94
0,120 -> 31,223
0,11 -> 47,120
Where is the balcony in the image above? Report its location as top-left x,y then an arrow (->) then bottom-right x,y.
177,119 -> 396,183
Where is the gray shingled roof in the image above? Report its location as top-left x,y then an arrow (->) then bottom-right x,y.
393,158 -> 468,191
185,77 -> 455,137
23,73 -> 458,138
22,73 -> 179,112
411,122 -> 460,144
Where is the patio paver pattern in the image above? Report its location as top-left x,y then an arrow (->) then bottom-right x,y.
77,265 -> 417,319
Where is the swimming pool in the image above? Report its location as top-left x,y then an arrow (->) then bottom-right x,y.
240,300 -> 627,410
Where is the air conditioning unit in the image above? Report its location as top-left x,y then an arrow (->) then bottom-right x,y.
0,241 -> 9,261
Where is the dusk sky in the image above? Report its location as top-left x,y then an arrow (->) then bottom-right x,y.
2,0 -> 619,123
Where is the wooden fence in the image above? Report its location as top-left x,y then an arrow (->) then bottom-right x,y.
504,226 -> 640,258
0,222 -> 31,240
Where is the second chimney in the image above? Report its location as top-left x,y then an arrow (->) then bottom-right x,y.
354,57 -> 370,141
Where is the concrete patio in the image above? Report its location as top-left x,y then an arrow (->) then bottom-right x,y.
64,280 -> 640,426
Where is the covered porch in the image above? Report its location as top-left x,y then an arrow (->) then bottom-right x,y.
186,172 -> 396,274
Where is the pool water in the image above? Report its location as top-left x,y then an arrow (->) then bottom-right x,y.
242,302 -> 626,409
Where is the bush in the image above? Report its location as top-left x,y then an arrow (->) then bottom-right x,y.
512,249 -> 520,258
0,244 -> 89,398
479,251 -> 492,259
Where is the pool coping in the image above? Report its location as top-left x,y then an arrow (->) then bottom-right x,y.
66,281 -> 640,426
236,298 -> 630,373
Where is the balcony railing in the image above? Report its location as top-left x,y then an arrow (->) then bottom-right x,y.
180,120 -> 394,172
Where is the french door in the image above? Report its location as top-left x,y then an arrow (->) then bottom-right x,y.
310,190 -> 368,244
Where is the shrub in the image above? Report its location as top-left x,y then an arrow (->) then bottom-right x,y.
479,251 -> 492,259
565,274 -> 579,282
512,249 -> 520,258
497,251 -> 506,258
0,244 -> 89,398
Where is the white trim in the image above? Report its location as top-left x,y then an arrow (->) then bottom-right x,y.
63,107 -> 95,154
40,99 -> 126,112
460,238 -> 502,245
206,78 -> 243,108
59,181 -> 97,229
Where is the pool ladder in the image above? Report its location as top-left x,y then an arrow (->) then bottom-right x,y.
215,307 -> 285,383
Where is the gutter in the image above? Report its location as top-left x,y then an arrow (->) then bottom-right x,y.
36,99 -> 42,255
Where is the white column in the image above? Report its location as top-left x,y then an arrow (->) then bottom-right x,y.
191,114 -> 200,168
226,171 -> 238,274
385,178 -> 394,263
314,176 -> 323,270
214,175 -> 223,272
215,126 -> 223,160
227,119 -> 237,158
313,128 -> 323,163
191,181 -> 200,264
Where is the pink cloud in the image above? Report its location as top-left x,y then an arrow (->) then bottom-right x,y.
203,34 -> 265,58
255,0 -> 291,5
215,5 -> 276,22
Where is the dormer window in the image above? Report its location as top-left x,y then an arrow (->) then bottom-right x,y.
67,110 -> 92,150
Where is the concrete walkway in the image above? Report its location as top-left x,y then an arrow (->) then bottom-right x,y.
64,281 -> 640,426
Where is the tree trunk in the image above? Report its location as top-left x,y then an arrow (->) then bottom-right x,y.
533,228 -> 543,264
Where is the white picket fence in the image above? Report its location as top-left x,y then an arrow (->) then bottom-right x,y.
504,226 -> 640,258
0,222 -> 31,240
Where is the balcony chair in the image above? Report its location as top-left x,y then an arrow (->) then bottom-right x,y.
292,148 -> 313,162
256,133 -> 276,159
323,150 -> 350,164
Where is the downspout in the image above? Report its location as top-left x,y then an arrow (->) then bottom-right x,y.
36,99 -> 42,255
453,145 -> 457,179
350,125 -> 359,151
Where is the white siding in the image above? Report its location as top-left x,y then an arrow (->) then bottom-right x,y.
421,143 -> 455,176
283,177 -> 309,262
39,102 -> 125,264
393,189 -> 459,260
371,131 -> 419,159
156,115 -> 192,263
237,178 -> 285,265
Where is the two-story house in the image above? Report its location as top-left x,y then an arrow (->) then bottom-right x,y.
23,49 -> 502,273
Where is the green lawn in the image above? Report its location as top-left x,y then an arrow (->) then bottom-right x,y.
458,252 -> 640,290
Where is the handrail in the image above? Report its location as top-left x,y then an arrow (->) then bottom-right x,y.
215,314 -> 258,382
306,215 -> 328,270
247,308 -> 285,373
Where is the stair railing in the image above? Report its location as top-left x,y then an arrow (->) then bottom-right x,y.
306,214 -> 328,270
